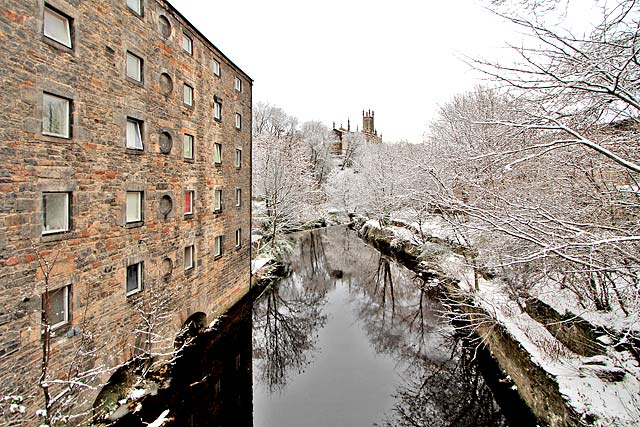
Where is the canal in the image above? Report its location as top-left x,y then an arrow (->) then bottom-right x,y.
119,226 -> 535,426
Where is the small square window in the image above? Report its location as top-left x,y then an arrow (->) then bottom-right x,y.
212,59 -> 220,76
214,143 -> 222,164
235,188 -> 241,207
126,0 -> 142,15
182,33 -> 193,55
214,189 -> 222,212
43,93 -> 71,138
126,262 -> 143,295
183,83 -> 193,107
235,149 -> 242,169
43,284 -> 70,330
214,100 -> 222,121
184,245 -> 194,270
184,134 -> 194,159
44,6 -> 72,48
235,113 -> 242,130
184,190 -> 194,215
214,236 -> 223,258
234,77 -> 242,92
126,191 -> 143,223
42,192 -> 70,235
126,51 -> 143,82
126,118 -> 143,150
235,229 -> 242,248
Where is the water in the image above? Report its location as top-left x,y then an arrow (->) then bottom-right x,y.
119,226 -> 532,426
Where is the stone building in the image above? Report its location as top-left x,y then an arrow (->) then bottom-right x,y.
0,0 -> 251,423
332,109 -> 382,158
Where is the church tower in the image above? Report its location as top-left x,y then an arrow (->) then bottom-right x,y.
363,110 -> 375,135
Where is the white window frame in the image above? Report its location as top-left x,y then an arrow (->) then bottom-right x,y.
214,236 -> 223,258
182,33 -> 193,55
235,188 -> 241,207
126,262 -> 143,296
126,118 -> 143,150
44,6 -> 72,48
235,228 -> 241,248
214,100 -> 222,120
212,59 -> 220,76
214,189 -> 222,212
126,51 -> 143,82
43,284 -> 70,330
42,192 -> 70,235
42,93 -> 71,138
214,143 -> 222,164
126,0 -> 142,15
184,245 -> 194,270
125,191 -> 143,223
235,148 -> 242,169
183,83 -> 193,106
184,190 -> 194,215
234,77 -> 242,92
183,134 -> 194,159
235,113 -> 242,130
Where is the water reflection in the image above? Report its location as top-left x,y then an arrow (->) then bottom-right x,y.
253,226 -> 516,427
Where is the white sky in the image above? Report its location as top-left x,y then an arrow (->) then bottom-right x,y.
169,0 -> 517,142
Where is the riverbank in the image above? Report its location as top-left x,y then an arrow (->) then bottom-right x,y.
350,215 -> 640,427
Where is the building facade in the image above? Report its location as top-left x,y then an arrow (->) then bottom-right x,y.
0,0 -> 251,422
332,109 -> 382,158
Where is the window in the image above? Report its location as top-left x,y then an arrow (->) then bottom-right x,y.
158,15 -> 171,38
214,189 -> 222,212
235,113 -> 242,130
235,228 -> 242,248
126,191 -> 143,223
184,190 -> 194,215
126,118 -> 143,150
235,148 -> 242,169
126,262 -> 143,295
183,83 -> 193,106
126,0 -> 142,15
43,285 -> 70,329
42,192 -> 69,235
235,188 -> 241,207
214,236 -> 223,258
184,134 -> 194,159
214,143 -> 222,164
212,59 -> 220,76
234,77 -> 242,92
44,6 -> 72,48
184,245 -> 194,270
214,99 -> 222,120
43,93 -> 71,138
126,51 -> 143,82
182,33 -> 193,55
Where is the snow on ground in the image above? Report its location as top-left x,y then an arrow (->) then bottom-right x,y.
251,257 -> 273,275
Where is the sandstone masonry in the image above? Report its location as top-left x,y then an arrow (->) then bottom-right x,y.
0,0 -> 252,423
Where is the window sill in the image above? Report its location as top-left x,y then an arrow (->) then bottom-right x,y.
125,147 -> 145,155
214,162 -> 222,168
125,221 -> 144,229
127,7 -> 144,19
41,133 -> 72,142
213,209 -> 222,215
126,77 -> 144,88
183,102 -> 194,110
184,266 -> 195,275
214,117 -> 222,123
213,255 -> 222,260
183,157 -> 195,163
41,231 -> 72,243
126,288 -> 143,298
42,36 -> 74,54
184,213 -> 194,219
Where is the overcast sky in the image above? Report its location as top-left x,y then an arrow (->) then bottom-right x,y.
169,0 -> 516,142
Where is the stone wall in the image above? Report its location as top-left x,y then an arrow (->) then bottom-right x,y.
0,0 -> 251,423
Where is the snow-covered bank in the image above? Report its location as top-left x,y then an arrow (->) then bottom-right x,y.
352,215 -> 640,427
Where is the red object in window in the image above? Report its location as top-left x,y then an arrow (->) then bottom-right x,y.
184,191 -> 193,214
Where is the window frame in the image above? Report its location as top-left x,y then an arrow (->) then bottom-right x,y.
126,0 -> 143,16
125,191 -> 143,224
214,143 -> 222,165
184,245 -> 194,271
235,148 -> 242,169
235,188 -> 241,207
183,83 -> 194,107
126,262 -> 143,296
212,59 -> 221,77
235,113 -> 242,130
214,189 -> 222,212
214,236 -> 223,258
126,51 -> 143,83
183,133 -> 194,160
43,284 -> 71,330
234,77 -> 242,92
42,92 -> 71,139
43,5 -> 72,48
213,99 -> 222,121
42,192 -> 70,235
126,117 -> 144,150
235,228 -> 242,248
184,190 -> 194,216
182,32 -> 193,55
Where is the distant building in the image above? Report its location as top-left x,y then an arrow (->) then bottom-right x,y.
0,0 -> 251,423
332,109 -> 382,157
